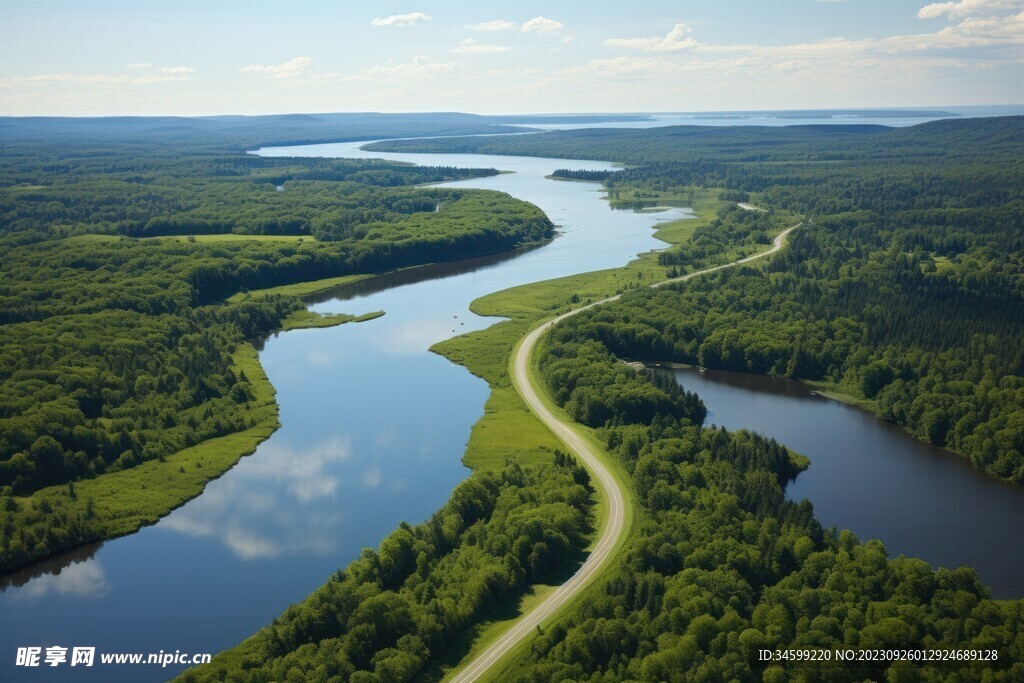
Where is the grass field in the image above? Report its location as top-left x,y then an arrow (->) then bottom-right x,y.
65,233 -> 317,245
803,378 -> 879,412
281,308 -> 385,331
3,184 -> 48,191
63,233 -> 123,243
140,233 -> 317,243
227,273 -> 374,303
434,317 -> 562,471
434,189 -> 741,472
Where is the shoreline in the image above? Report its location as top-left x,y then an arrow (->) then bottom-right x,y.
0,236 -> 550,577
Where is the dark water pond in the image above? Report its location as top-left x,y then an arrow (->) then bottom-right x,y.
673,367 -> 1024,599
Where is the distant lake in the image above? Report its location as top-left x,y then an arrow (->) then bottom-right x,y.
509,105 -> 1024,130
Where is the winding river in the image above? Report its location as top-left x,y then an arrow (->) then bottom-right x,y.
0,144 -> 689,682
5,129 -> 1024,681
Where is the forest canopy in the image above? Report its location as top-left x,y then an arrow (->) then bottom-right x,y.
0,120 -> 553,568
375,117 -> 1024,483
183,116 -> 1024,682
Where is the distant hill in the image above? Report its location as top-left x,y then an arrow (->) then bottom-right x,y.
0,112 -> 650,150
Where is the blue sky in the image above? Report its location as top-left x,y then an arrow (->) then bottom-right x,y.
1,0 -> 1022,115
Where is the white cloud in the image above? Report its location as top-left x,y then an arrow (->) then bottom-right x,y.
361,56 -> 456,80
362,466 -> 382,489
159,66 -> 194,74
452,38 -> 510,53
661,7 -> 1024,62
371,12 -> 431,27
521,6 -> 1021,99
522,16 -> 563,34
466,19 -> 516,31
737,10 -> 1024,54
606,24 -> 699,52
240,56 -> 312,79
918,0 -> 1022,19
0,72 -> 191,87
561,35 -> 575,44
4,3 -> 1021,115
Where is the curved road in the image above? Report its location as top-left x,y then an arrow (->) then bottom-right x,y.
449,222 -> 801,683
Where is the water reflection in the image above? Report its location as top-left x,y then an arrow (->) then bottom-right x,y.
305,244 -> 545,306
1,544 -> 103,595
14,561 -> 110,600
161,436 -> 355,560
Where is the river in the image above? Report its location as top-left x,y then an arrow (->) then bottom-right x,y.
0,144 -> 689,682
673,367 -> 1024,599
5,126 -> 1024,681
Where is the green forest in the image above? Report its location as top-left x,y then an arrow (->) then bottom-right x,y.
504,329 -> 1024,682
4,113 -> 1024,681
180,116 -> 1024,682
0,118 -> 553,569
374,118 -> 1024,483
182,284 -> 1024,682
179,456 -> 594,682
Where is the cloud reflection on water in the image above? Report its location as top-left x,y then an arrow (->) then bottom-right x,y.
161,436 -> 354,560
16,560 -> 110,600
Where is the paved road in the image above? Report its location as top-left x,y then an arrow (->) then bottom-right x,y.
448,222 -> 801,683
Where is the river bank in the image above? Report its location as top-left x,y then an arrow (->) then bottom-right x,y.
0,142 -> 690,683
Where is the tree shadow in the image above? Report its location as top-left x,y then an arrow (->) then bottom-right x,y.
0,541 -> 103,591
